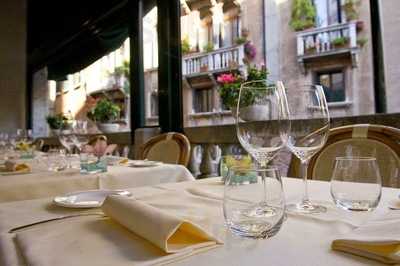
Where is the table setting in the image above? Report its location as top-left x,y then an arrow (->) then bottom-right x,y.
0,80 -> 399,266
0,124 -> 194,203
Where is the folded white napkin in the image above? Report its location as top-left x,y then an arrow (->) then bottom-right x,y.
101,195 -> 220,253
6,193 -> 222,266
332,212 -> 400,264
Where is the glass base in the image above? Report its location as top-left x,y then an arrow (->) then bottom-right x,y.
286,202 -> 327,214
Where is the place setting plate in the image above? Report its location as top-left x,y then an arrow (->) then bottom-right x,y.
0,166 -> 31,176
128,160 -> 163,168
53,190 -> 132,208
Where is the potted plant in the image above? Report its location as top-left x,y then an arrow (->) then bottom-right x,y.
235,36 -> 247,45
87,99 -> 121,133
331,36 -> 349,49
357,37 -> 368,48
343,0 -> 359,21
289,0 -> 316,31
305,45 -> 317,55
113,60 -> 129,88
217,65 -> 270,120
181,37 -> 191,55
46,114 -> 70,135
203,42 -> 214,53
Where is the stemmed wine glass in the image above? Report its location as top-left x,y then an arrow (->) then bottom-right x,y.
57,129 -> 76,168
72,120 -> 88,152
235,80 -> 287,215
283,84 -> 330,214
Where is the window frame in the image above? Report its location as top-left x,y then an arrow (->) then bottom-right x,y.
314,68 -> 347,104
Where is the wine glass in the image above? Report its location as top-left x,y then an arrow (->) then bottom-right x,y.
284,85 -> 330,214
236,80 -> 287,168
57,130 -> 76,168
235,80 -> 287,215
72,120 -> 88,152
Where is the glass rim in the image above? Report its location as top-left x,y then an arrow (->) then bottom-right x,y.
228,166 -> 280,172
335,156 -> 377,161
240,79 -> 280,88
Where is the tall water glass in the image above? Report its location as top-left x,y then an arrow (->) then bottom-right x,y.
224,167 -> 285,238
284,85 -> 330,214
331,157 -> 382,211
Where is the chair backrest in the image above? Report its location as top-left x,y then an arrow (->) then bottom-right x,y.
288,124 -> 400,187
88,135 -> 107,145
139,132 -> 191,166
33,139 -> 44,151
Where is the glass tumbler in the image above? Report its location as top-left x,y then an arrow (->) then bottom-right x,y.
331,157 -> 382,211
223,167 -> 285,239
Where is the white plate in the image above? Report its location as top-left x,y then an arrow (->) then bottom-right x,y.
388,199 -> 400,210
0,167 -> 31,176
53,190 -> 132,208
105,156 -> 128,166
128,160 -> 162,168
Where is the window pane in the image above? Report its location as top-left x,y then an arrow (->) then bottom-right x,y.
143,7 -> 159,126
318,71 -> 345,103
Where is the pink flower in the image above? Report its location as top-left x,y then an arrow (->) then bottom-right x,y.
217,74 -> 236,84
82,139 -> 117,158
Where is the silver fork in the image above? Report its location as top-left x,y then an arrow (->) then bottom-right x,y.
9,213 -> 106,233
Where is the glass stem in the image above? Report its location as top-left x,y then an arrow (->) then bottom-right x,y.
301,160 -> 310,205
257,160 -> 268,204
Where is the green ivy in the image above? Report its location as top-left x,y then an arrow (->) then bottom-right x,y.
290,0 -> 316,31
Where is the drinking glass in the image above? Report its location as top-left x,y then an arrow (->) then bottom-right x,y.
235,80 -> 287,217
331,157 -> 382,211
72,120 -> 88,152
236,80 -> 287,168
46,149 -> 68,172
223,167 -> 285,238
57,130 -> 76,168
284,85 -> 330,214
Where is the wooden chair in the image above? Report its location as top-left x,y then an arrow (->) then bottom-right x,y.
288,124 -> 400,187
88,135 -> 108,145
33,138 -> 44,151
139,132 -> 191,166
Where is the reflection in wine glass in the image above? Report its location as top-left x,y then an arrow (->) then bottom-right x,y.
283,85 -> 330,214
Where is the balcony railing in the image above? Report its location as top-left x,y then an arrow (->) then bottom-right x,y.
297,22 -> 358,58
182,44 -> 245,76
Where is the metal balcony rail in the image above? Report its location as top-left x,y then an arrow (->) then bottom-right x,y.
297,21 -> 358,57
182,44 -> 245,76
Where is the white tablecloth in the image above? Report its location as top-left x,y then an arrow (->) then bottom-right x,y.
0,177 -> 398,266
0,163 -> 194,203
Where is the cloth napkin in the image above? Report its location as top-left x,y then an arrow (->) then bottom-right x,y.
7,192 -> 222,266
101,195 -> 221,253
332,211 -> 400,264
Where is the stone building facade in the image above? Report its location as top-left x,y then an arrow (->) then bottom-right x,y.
32,0 -> 400,136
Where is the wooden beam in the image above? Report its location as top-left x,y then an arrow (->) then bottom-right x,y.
157,0 -> 184,133
370,0 -> 387,113
129,0 -> 146,141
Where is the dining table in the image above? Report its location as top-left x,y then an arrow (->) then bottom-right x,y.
0,176 -> 398,266
0,158 -> 194,203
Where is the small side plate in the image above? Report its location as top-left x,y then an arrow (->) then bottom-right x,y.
0,167 -> 31,176
53,190 -> 132,208
128,160 -> 162,168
